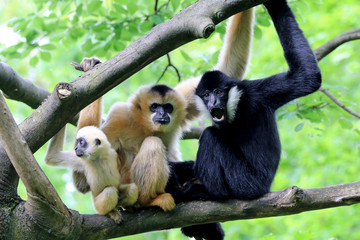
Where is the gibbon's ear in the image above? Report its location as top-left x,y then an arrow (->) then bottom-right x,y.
226,86 -> 242,123
195,95 -> 212,120
95,138 -> 101,146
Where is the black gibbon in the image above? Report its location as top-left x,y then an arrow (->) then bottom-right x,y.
73,6 -> 254,217
45,126 -> 138,223
168,0 -> 321,238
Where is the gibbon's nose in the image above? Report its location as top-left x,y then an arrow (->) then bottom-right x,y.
207,94 -> 217,109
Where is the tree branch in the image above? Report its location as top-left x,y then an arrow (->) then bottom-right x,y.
314,28 -> 360,61
77,181 -> 360,239
319,88 -> 360,118
0,62 -> 50,109
0,91 -> 71,229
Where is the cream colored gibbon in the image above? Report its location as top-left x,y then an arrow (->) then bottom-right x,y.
72,8 -> 255,211
45,126 -> 138,222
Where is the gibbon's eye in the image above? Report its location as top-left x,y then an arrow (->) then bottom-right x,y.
149,103 -> 159,112
204,93 -> 210,98
95,138 -> 101,146
216,90 -> 223,95
76,137 -> 87,148
163,103 -> 174,114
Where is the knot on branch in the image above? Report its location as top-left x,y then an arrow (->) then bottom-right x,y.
55,83 -> 74,100
271,186 -> 304,208
203,24 -> 215,38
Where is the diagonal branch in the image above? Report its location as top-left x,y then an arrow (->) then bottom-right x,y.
0,91 -> 70,223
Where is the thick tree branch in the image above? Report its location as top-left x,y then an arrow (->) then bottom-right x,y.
0,91 -> 70,221
0,62 -> 50,109
76,181 -> 360,239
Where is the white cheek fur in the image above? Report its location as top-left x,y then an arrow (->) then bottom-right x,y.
227,86 -> 242,123
195,95 -> 212,120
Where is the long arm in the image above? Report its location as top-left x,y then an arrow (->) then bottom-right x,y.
215,8 -> 255,80
175,8 -> 255,122
256,0 -> 321,110
44,126 -> 83,171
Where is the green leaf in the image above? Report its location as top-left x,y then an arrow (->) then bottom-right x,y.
82,38 -> 94,51
149,15 -> 164,25
40,44 -> 56,51
29,56 -> 39,67
171,0 -> 180,11
355,129 -> 360,136
40,51 -> 51,61
87,0 -> 103,13
339,118 -> 353,130
287,105 -> 297,112
294,122 -> 304,132
180,50 -> 192,61
254,25 -> 262,39
127,1 -> 138,15
139,21 -> 153,33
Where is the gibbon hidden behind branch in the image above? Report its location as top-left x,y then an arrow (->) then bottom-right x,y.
45,125 -> 138,223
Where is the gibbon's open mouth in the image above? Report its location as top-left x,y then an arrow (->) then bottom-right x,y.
155,119 -> 170,125
210,108 -> 225,122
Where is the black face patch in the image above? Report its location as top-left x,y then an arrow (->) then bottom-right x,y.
150,85 -> 174,97
75,137 -> 88,157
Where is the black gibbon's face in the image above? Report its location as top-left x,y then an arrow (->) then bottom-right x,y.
149,102 -> 174,125
196,71 -> 241,126
200,88 -> 229,123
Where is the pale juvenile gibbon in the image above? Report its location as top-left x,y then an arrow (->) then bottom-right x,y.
45,126 -> 138,222
72,7 -> 255,216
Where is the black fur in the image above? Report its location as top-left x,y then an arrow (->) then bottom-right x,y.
150,84 -> 174,97
166,1 -> 321,239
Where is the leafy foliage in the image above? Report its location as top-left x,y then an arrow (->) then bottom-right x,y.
1,0 -> 360,239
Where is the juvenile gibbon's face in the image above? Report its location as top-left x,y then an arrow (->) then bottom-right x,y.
75,126 -> 110,160
131,84 -> 187,133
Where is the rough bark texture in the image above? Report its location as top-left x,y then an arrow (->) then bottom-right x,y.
0,0 -> 360,239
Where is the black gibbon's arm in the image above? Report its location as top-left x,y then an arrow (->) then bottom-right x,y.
257,0 -> 321,110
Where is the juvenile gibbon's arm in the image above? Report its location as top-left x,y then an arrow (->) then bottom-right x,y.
45,126 -> 83,171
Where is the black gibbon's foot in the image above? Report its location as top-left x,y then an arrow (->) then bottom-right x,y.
181,222 -> 225,240
71,57 -> 102,72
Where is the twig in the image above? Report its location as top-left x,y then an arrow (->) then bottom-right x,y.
313,29 -> 360,119
319,88 -> 360,118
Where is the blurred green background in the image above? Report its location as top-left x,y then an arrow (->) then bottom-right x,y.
0,0 -> 359,239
